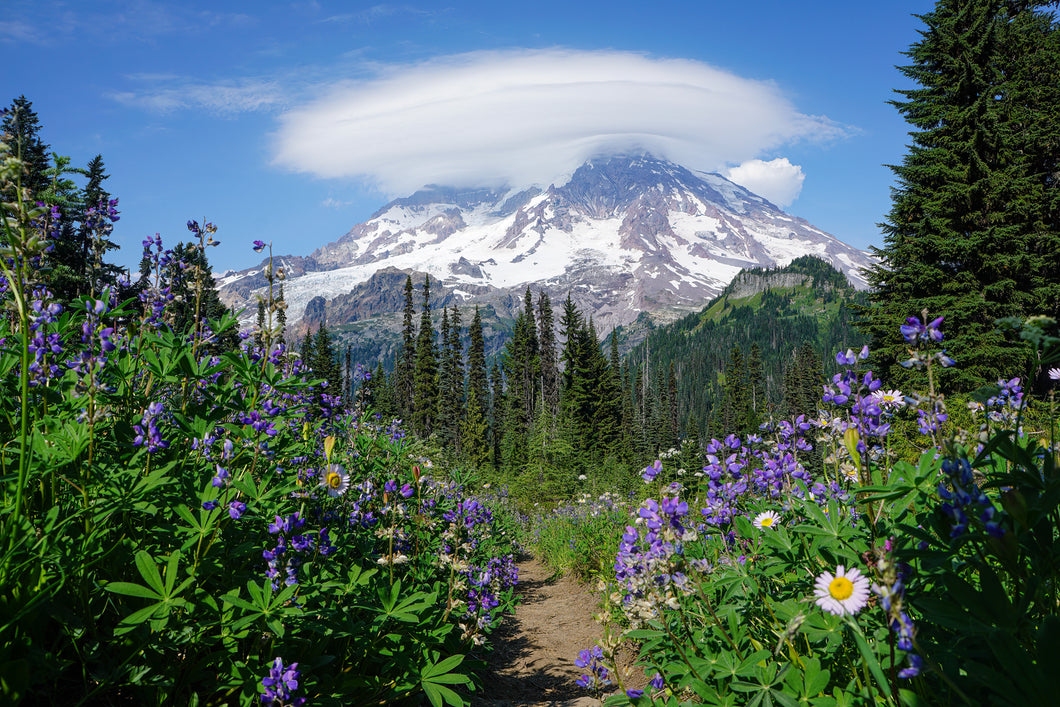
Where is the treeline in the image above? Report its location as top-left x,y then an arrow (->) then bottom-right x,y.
298,261 -> 866,504
308,276 -> 673,500
3,95 -> 124,301
2,95 -> 235,350
625,259 -> 869,440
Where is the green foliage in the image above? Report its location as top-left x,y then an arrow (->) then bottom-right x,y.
0,176 -> 519,704
862,0 -> 1060,393
534,311 -> 1060,707
414,274 -> 439,436
526,491 -> 631,578
626,257 -> 868,444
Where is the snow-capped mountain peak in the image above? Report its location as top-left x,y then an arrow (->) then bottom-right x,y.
218,154 -> 874,335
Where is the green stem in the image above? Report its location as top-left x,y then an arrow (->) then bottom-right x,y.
695,581 -> 743,661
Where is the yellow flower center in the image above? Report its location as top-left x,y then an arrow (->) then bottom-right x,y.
829,577 -> 854,600
327,472 -> 343,489
760,517 -> 774,527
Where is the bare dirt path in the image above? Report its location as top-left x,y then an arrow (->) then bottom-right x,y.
471,557 -> 608,707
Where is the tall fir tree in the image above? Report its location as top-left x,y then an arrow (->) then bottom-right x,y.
394,275 -> 417,417
746,343 -> 766,427
413,274 -> 439,436
276,283 -> 287,344
862,0 -> 1060,391
501,289 -> 540,470
489,362 -> 505,470
76,155 -> 122,295
445,305 -> 465,454
38,153 -> 85,300
1,96 -> 51,199
163,242 -> 237,352
537,292 -> 559,417
437,307 -> 454,444
467,306 -> 489,420
783,342 -> 823,421
667,361 -> 680,448
311,322 -> 343,395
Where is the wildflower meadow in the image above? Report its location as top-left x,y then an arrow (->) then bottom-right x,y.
0,133 -> 523,705
543,316 -> 1060,705
4,90 -> 1060,707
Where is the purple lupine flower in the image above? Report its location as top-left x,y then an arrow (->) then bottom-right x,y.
260,657 -> 305,706
253,240 -> 267,252
641,459 -> 663,483
574,645 -> 611,692
898,653 -> 923,679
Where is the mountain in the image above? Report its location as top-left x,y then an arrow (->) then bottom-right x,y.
217,154 -> 875,355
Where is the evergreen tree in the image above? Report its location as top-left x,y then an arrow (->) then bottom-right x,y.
862,0 -> 1060,391
394,276 -> 417,417
369,362 -> 397,418
437,307 -> 454,443
446,305 -> 465,453
312,322 -> 343,395
1,96 -> 51,198
299,329 -> 314,370
559,293 -> 583,393
746,343 -> 766,427
461,385 -> 490,470
610,332 -> 635,460
619,359 -> 639,458
163,242 -> 237,352
413,275 -> 439,436
667,361 -> 680,448
436,306 -> 465,454
276,284 -> 287,344
501,290 -> 540,470
345,345 -> 353,403
717,347 -> 753,435
255,300 -> 267,347
39,153 -> 85,300
783,342 -> 823,421
76,155 -> 122,294
489,363 -> 505,470
537,292 -> 559,417
467,306 -> 489,420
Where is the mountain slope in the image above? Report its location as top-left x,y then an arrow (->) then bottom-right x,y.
218,154 -> 874,341
619,256 -> 870,437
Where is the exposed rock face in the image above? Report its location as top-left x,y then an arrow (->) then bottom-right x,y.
217,154 -> 875,341
726,271 -> 821,299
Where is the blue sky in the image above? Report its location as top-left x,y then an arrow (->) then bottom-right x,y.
2,0 -> 934,275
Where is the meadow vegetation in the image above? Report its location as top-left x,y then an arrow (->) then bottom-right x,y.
0,144 -> 522,703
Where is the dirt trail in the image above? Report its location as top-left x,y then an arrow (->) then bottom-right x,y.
472,557 -> 644,707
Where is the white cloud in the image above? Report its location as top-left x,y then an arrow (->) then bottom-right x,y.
321,197 -> 355,208
725,157 -> 805,207
271,49 -> 845,194
109,78 -> 283,114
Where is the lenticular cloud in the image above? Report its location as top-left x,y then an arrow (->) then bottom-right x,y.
272,49 -> 843,194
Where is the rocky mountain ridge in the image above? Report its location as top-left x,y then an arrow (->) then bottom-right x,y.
217,154 -> 875,344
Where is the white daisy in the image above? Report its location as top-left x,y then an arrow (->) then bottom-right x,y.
320,464 -> 349,497
813,565 -> 871,616
872,389 -> 906,410
1049,367 -> 1060,381
753,510 -> 782,530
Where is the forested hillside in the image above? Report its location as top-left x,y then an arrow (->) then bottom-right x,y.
621,255 -> 869,440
